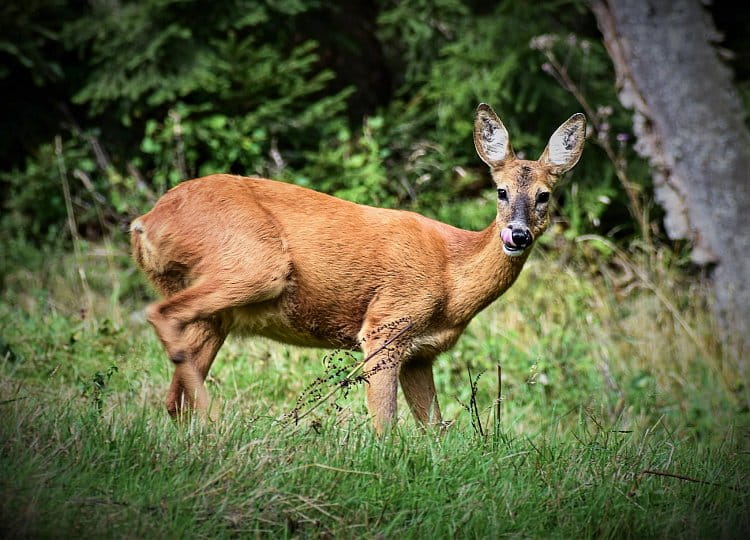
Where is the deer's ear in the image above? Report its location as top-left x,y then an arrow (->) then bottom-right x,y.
539,113 -> 586,176
474,103 -> 515,168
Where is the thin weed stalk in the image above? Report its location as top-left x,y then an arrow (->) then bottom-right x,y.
457,366 -> 485,438
55,135 -> 94,318
73,168 -> 123,326
495,363 -> 502,435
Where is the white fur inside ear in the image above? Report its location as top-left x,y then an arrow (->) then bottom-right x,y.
479,115 -> 509,162
547,121 -> 583,166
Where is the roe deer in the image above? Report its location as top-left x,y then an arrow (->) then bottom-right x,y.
131,104 -> 586,432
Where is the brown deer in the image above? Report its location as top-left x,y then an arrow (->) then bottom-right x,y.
131,104 -> 586,432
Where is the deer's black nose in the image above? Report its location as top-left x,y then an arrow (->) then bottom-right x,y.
511,227 -> 532,248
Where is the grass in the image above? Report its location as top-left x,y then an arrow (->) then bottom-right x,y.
1,232 -> 749,538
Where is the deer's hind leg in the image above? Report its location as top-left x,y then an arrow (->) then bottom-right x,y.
164,317 -> 227,420
147,259 -> 288,420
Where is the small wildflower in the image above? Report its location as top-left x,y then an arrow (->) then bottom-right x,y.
529,34 -> 559,51
416,173 -> 431,185
596,105 -> 614,118
597,122 -> 611,142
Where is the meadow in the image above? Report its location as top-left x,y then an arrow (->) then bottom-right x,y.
1,230 -> 748,538
3,1 -> 750,537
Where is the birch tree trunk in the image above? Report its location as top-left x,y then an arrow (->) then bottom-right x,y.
592,0 -> 750,362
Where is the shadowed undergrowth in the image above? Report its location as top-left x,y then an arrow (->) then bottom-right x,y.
1,235 -> 748,537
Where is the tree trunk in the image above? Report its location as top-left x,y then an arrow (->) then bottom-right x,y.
592,0 -> 750,362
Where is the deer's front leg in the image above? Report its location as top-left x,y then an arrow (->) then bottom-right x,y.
399,355 -> 442,426
362,354 -> 399,433
360,323 -> 408,433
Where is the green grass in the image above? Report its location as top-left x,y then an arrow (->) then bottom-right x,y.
1,234 -> 749,537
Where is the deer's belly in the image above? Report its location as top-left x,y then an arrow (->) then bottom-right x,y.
409,325 -> 467,358
226,299 -> 361,350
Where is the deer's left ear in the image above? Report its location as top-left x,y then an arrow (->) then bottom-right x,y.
539,113 -> 586,176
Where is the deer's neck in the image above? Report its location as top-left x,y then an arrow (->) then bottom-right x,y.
445,223 -> 530,324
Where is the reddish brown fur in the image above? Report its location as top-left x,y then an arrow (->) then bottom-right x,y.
131,105 -> 585,432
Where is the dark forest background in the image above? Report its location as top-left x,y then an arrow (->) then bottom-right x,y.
3,0 -> 748,258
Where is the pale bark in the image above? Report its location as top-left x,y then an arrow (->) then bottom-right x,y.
592,0 -> 750,360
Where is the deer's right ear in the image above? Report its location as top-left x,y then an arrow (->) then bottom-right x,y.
474,103 -> 515,168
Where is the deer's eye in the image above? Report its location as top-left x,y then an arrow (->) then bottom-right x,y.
497,188 -> 508,201
537,192 -> 550,204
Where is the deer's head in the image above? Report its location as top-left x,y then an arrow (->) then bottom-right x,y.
473,103 -> 586,257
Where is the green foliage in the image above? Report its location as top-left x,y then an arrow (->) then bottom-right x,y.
1,141 -> 72,244
0,131 -> 152,248
0,0 -> 66,84
137,34 -> 353,192
1,0 -> 646,246
2,0 -> 354,240
297,116 -> 393,205
64,0 -> 313,117
80,364 -> 119,413
378,0 -> 470,90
